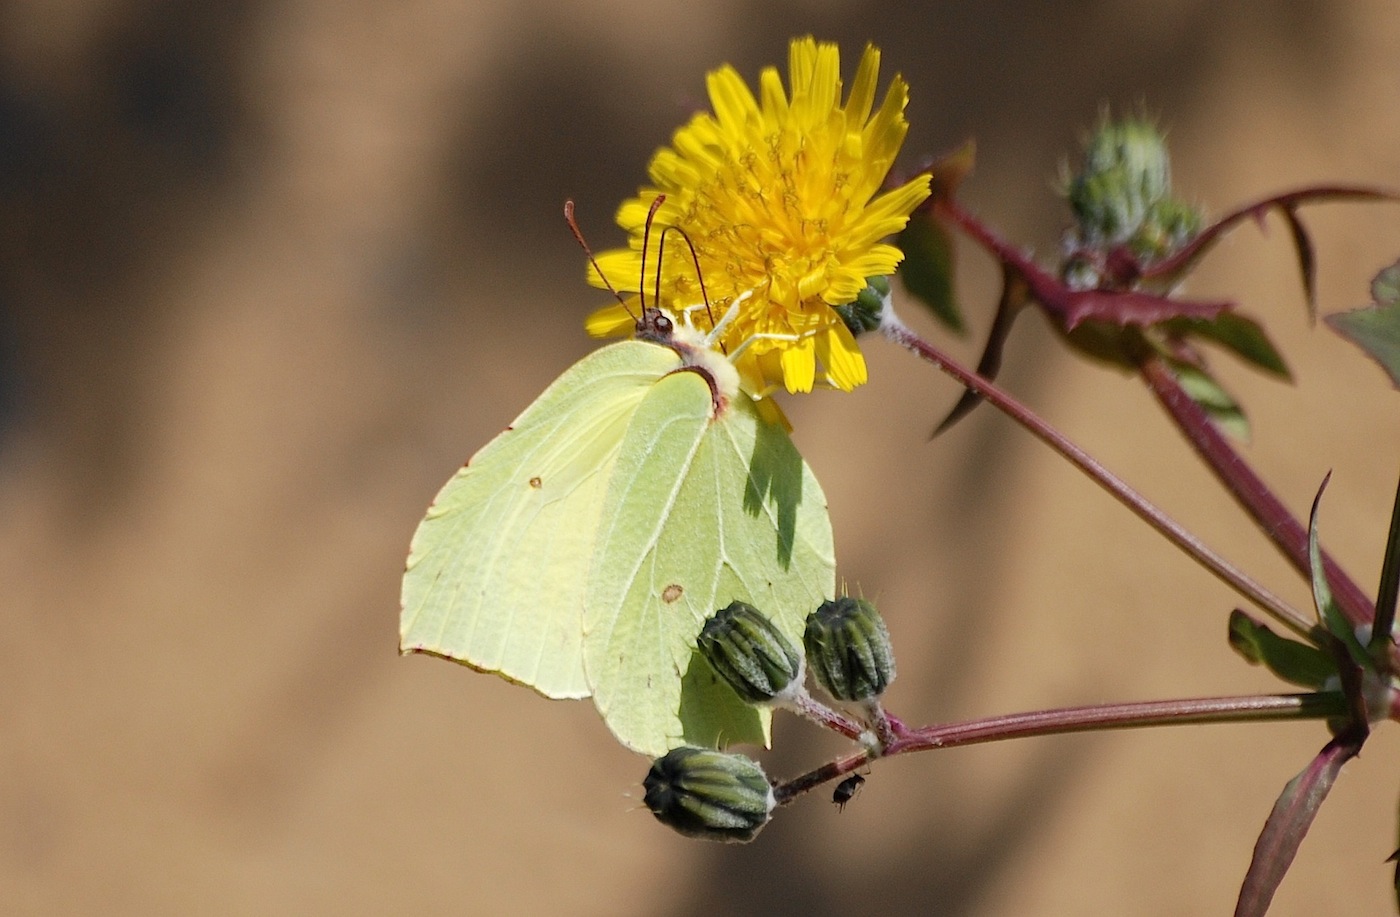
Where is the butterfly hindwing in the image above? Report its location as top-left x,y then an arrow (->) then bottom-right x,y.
585,367 -> 835,755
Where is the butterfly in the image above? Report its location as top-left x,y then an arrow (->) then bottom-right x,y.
400,208 -> 835,756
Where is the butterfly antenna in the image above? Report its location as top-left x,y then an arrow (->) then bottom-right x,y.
672,225 -> 716,329
563,200 -> 634,321
639,194 -> 666,314
660,223 -> 726,354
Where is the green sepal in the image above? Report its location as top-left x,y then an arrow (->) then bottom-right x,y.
1369,472 -> 1400,656
1227,610 -> 1334,689
833,276 -> 892,338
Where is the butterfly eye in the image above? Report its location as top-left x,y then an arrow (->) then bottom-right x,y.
635,307 -> 674,343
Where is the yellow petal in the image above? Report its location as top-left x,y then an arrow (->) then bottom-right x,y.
780,335 -> 817,393
845,44 -> 879,127
585,302 -> 638,338
818,322 -> 869,391
707,66 -> 760,129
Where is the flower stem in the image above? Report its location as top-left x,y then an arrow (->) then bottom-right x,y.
773,692 -> 1345,804
784,691 -> 868,742
881,314 -> 1316,639
1138,355 -> 1376,629
885,692 -> 1344,754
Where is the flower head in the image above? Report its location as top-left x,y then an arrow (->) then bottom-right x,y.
587,37 -> 931,396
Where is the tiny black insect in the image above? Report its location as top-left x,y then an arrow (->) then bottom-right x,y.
832,773 -> 866,811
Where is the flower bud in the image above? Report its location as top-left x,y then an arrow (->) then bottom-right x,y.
833,275 -> 891,337
1067,116 -> 1171,247
642,747 -> 775,843
698,601 -> 804,705
1133,196 -> 1202,261
804,597 -> 896,702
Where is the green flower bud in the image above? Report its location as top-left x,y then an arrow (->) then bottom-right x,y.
642,747 -> 775,843
1067,116 -> 1171,247
698,601 -> 804,705
1132,195 -> 1202,261
833,275 -> 891,337
804,597 -> 896,702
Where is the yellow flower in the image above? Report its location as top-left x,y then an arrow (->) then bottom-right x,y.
587,36 -> 931,396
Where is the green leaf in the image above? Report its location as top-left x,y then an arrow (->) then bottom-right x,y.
1324,259 -> 1400,389
1376,259 -> 1400,305
897,207 -> 964,333
1227,610 -> 1334,689
1307,475 -> 1370,668
1165,312 -> 1292,380
1172,362 -> 1250,441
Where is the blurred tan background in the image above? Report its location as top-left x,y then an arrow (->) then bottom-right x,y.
2,1 -> 1398,914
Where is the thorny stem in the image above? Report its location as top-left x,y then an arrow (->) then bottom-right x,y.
773,692 -> 1346,804
880,314 -> 1317,639
930,194 -> 1374,634
1139,355 -> 1376,630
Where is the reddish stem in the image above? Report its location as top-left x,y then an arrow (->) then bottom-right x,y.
773,692 -> 1343,804
886,692 -> 1341,754
881,317 -> 1315,638
1138,356 -> 1376,629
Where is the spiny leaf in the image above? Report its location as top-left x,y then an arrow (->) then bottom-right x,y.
1142,185 -> 1400,298
933,264 -> 1030,434
1280,205 -> 1318,321
1057,287 -> 1230,330
1235,735 -> 1363,917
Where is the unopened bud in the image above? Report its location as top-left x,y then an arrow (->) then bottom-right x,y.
833,275 -> 891,337
804,597 -> 896,702
698,601 -> 804,705
642,747 -> 775,843
1068,116 -> 1171,246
